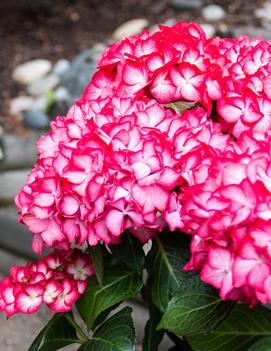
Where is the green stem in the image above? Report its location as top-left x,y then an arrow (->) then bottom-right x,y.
65,313 -> 89,343
167,332 -> 193,351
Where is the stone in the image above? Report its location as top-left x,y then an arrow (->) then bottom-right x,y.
0,133 -> 42,170
0,145 -> 4,165
23,109 -> 50,129
0,128 -> 4,166
231,26 -> 271,40
54,86 -> 71,102
163,18 -> 177,27
90,42 -> 107,60
0,169 -> 30,201
32,95 -> 50,111
12,59 -> 52,85
27,74 -> 60,96
62,48 -> 98,100
52,59 -> 71,76
9,96 -> 34,115
113,18 -> 149,41
200,23 -> 216,38
255,4 -> 271,21
0,207 -> 35,258
202,4 -> 226,22
170,0 -> 203,10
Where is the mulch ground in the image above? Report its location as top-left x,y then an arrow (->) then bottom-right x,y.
0,0 -> 263,134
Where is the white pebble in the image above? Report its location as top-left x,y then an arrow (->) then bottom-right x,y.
53,59 -> 71,76
113,18 -> 149,41
200,23 -> 216,38
27,74 -> 60,96
202,4 -> 226,22
12,59 -> 52,85
32,96 -> 49,111
54,86 -> 71,101
9,96 -> 34,115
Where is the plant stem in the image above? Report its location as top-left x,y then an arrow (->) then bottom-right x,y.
167,332 -> 193,351
65,313 -> 89,343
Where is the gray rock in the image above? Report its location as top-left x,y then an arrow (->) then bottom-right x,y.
163,18 -> 177,27
0,145 -> 4,165
0,133 -> 42,170
62,48 -> 98,100
90,42 -> 107,60
12,59 -> 52,85
0,249 -> 27,277
0,207 -> 36,259
32,95 -> 50,111
231,26 -> 271,39
54,86 -> 71,102
9,96 -> 34,115
202,4 -> 226,21
113,18 -> 149,41
170,0 -> 203,10
52,59 -> 71,76
200,23 -> 216,38
23,109 -> 50,129
0,129 -> 4,165
27,74 -> 60,96
0,169 -> 30,201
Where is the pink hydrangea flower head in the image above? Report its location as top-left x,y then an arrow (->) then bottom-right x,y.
9,20 -> 271,307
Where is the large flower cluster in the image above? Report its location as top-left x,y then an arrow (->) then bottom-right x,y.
7,20 -> 271,307
180,133 -> 271,305
0,249 -> 93,315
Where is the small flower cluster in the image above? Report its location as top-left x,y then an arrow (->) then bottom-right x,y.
10,20 -> 271,306
0,249 -> 93,315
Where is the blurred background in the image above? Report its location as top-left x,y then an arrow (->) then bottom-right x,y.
0,0 -> 270,349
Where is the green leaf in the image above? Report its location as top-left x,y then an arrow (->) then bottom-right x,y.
248,337 -> 271,350
76,265 -> 143,329
109,231 -> 145,271
90,245 -> 104,285
39,339 -> 80,351
164,100 -> 201,114
92,303 -> 122,330
43,90 -> 56,112
187,305 -> 271,351
143,304 -> 164,351
159,275 -> 234,336
28,313 -> 80,351
89,307 -> 135,351
146,232 -> 193,312
28,324 -> 48,351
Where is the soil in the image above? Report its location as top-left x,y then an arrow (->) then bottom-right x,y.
0,0 -> 264,134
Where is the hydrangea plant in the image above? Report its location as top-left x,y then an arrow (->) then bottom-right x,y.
2,21 -> 271,350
